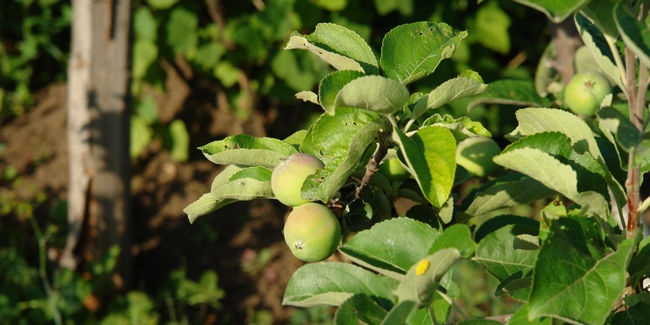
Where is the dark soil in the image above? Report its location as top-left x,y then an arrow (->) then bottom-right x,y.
0,82 -> 308,324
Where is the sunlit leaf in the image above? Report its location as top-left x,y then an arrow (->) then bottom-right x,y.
412,72 -> 487,120
335,75 -> 409,115
394,126 -> 456,207
340,218 -> 440,278
468,80 -> 551,110
199,134 -> 298,168
615,4 -> 650,68
575,13 -> 624,91
285,23 -> 378,73
300,108 -> 389,203
493,147 -> 609,219
513,0 -> 589,23
283,262 -> 398,308
184,166 -> 274,223
319,70 -> 365,115
528,217 -> 635,324
462,174 -> 555,217
380,21 -> 467,85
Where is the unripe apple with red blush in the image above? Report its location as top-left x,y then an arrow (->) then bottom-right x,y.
271,153 -> 324,207
283,203 -> 341,262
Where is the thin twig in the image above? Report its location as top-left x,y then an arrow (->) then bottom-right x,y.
355,132 -> 392,198
624,47 -> 642,238
28,216 -> 62,325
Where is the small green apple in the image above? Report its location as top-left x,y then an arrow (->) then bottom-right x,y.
271,153 -> 324,207
564,71 -> 611,116
283,203 -> 341,262
379,157 -> 410,181
456,137 -> 500,177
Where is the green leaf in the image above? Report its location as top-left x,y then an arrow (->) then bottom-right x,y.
615,4 -> 650,68
394,248 -> 461,308
295,91 -> 319,105
507,304 -> 552,325
457,320 -> 502,325
407,304 -> 440,324
475,218 -> 538,300
134,95 -> 158,124
512,0 -> 589,23
575,13 -> 624,91
184,166 -> 274,223
506,132 -> 611,200
340,218 -> 440,278
528,218 -> 635,324
462,174 -> 556,217
283,130 -> 307,148
472,1 -> 511,54
493,147 -> 609,219
335,75 -> 409,115
319,70 -> 365,115
282,262 -> 398,308
166,119 -> 189,162
312,0 -> 347,11
597,107 -> 642,152
507,108 -> 602,159
506,108 -> 627,209
394,126 -> 456,207
194,43 -> 226,70
147,0 -> 178,9
412,72 -> 487,120
130,115 -> 153,158
374,0 -> 413,16
199,134 -> 298,168
166,6 -> 198,56
285,23 -> 378,74
421,114 -> 492,140
300,108 -> 388,203
134,7 -> 157,42
635,138 -> 650,173
335,294 -> 387,325
380,300 -> 418,325
580,0 -> 619,37
132,40 -> 158,80
428,224 -> 476,258
468,80 -> 551,110
271,50 -> 313,91
611,302 -> 650,324
380,21 -> 467,85
213,61 -> 240,88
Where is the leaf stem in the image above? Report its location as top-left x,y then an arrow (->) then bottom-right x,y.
27,215 -> 62,325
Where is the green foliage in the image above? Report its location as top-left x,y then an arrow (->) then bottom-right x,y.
185,0 -> 650,322
0,0 -> 70,117
0,229 -> 224,325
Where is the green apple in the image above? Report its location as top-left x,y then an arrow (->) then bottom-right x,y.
456,137 -> 500,177
271,153 -> 324,207
283,203 -> 341,262
564,71 -> 611,116
379,157 -> 410,181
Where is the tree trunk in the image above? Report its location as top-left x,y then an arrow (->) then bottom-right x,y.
62,0 -> 132,292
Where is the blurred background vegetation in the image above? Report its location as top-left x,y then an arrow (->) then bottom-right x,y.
1,0 -> 551,323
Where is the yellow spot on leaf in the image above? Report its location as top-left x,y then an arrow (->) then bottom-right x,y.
415,259 -> 429,276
